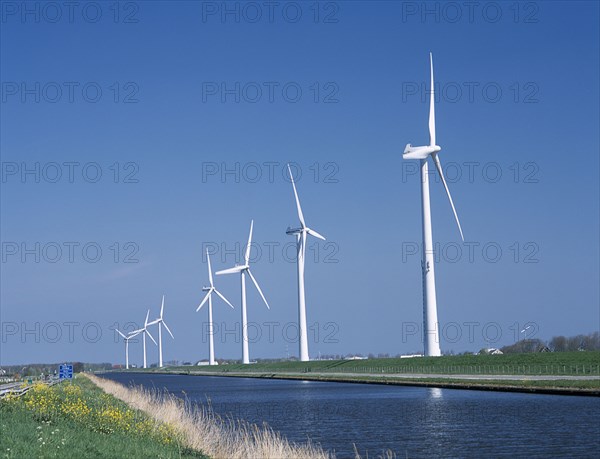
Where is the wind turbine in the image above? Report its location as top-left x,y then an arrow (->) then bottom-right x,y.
148,296 -> 175,368
285,164 -> 326,362
196,250 -> 235,365
403,53 -> 465,357
131,310 -> 157,368
116,329 -> 141,370
216,220 -> 270,364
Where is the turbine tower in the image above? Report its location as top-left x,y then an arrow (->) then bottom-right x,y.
197,250 -> 234,365
216,220 -> 270,364
403,53 -> 464,357
286,164 -> 326,362
116,328 -> 141,370
131,310 -> 156,368
148,296 -> 175,368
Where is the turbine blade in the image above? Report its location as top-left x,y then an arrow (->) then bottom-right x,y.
116,329 -> 127,339
301,230 -> 307,261
216,265 -> 245,275
288,163 -> 306,227
306,227 -> 326,241
128,330 -> 142,337
214,288 -> 235,309
429,52 -> 436,147
162,321 -> 175,339
432,153 -> 464,241
144,310 -> 150,327
147,319 -> 160,326
247,269 -> 270,309
245,220 -> 254,265
160,295 -> 165,319
207,250 -> 214,287
146,329 -> 157,345
196,290 -> 212,312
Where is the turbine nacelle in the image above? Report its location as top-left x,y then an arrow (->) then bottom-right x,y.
403,144 -> 441,160
215,263 -> 249,275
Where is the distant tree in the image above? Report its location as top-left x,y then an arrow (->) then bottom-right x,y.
501,339 -> 545,354
550,335 -> 567,352
567,336 -> 583,351
583,332 -> 600,350
73,362 -> 84,373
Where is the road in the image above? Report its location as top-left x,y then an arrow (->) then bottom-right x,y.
0,378 -> 61,398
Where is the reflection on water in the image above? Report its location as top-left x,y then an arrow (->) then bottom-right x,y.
102,373 -> 600,458
429,387 -> 443,399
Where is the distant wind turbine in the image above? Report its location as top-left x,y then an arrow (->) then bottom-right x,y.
286,164 -> 326,362
116,328 -> 141,370
402,53 -> 465,357
148,296 -> 175,368
216,220 -> 270,364
131,310 -> 156,368
520,325 -> 532,334
197,250 -> 234,365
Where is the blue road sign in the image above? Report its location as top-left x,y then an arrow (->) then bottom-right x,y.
59,364 -> 73,380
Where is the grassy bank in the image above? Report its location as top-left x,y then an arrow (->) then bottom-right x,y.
0,377 -> 205,458
1,375 -> 335,459
128,351 -> 600,396
233,373 -> 600,393
146,351 -> 600,376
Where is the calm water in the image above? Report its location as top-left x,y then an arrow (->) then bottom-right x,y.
102,373 -> 600,458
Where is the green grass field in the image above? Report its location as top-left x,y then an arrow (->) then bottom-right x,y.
148,351 -> 600,376
0,377 -> 206,459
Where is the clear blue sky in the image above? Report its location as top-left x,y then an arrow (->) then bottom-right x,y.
1,1 -> 598,365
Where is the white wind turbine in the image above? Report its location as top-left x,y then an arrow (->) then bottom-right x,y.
131,310 -> 157,369
148,296 -> 175,368
216,220 -> 270,364
196,250 -> 235,365
285,164 -> 326,362
403,53 -> 465,357
116,328 -> 142,370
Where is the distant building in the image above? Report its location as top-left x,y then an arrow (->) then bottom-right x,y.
344,355 -> 367,360
480,348 -> 503,355
196,361 -> 216,366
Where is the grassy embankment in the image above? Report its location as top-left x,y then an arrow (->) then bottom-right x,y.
0,376 -> 205,459
1,374 -> 333,459
139,351 -> 600,393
